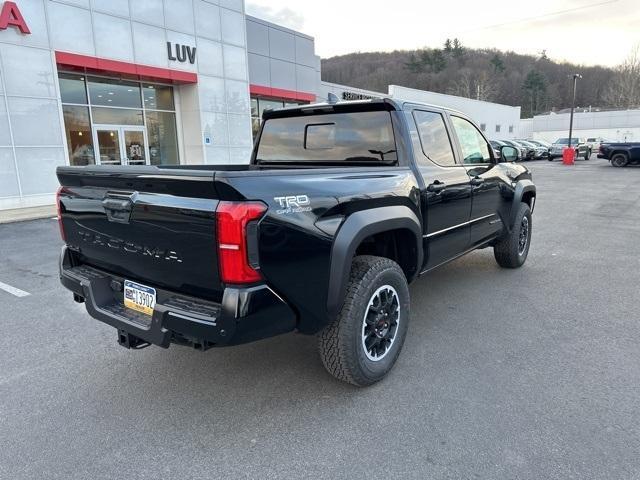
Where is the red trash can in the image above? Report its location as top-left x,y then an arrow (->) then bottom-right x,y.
562,147 -> 575,165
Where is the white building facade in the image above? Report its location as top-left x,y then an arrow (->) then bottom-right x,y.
519,110 -> 640,143
0,0 -> 254,212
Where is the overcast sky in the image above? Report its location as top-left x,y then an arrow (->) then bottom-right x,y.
246,0 -> 639,67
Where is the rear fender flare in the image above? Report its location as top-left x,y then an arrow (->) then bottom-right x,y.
326,206 -> 422,320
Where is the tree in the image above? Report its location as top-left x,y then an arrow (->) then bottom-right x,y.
322,46 -> 619,111
475,71 -> 498,101
523,70 -> 547,116
490,54 -> 505,74
448,69 -> 496,101
444,38 -> 453,53
452,38 -> 465,64
405,53 -> 423,73
419,49 -> 447,73
448,69 -> 473,98
603,45 -> 640,109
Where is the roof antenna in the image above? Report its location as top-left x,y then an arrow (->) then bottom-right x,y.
327,92 -> 340,104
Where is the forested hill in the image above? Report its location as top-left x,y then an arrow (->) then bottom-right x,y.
321,42 -> 619,118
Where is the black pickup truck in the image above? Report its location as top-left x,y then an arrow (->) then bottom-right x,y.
598,142 -> 640,167
57,98 -> 536,386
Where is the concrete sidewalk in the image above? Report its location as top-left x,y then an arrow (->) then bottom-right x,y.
0,205 -> 56,224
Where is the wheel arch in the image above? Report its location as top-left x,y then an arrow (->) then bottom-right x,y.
610,150 -> 629,163
327,206 -> 422,320
510,180 -> 536,230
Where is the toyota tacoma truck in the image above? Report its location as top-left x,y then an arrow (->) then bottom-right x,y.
57,98 -> 536,386
598,142 -> 640,167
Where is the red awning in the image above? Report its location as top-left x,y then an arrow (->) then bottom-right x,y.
55,51 -> 197,84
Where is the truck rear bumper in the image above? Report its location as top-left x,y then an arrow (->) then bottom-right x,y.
59,246 -> 297,349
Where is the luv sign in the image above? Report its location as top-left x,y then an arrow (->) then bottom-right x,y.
167,42 -> 196,64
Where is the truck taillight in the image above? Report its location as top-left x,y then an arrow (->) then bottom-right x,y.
216,201 -> 266,284
56,186 -> 66,243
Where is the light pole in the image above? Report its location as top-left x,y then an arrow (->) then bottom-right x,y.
567,73 -> 582,149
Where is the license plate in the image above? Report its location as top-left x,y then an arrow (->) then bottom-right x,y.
124,280 -> 156,316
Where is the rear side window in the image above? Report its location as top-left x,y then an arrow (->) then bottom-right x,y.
413,110 -> 456,166
256,111 -> 397,164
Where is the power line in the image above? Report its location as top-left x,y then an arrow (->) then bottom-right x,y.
461,0 -> 620,33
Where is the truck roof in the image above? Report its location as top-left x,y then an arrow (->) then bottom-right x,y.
262,97 -> 466,120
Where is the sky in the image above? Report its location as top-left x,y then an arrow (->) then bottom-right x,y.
246,0 -> 640,67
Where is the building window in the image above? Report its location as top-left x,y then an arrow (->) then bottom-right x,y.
58,72 -> 179,166
495,124 -> 501,133
480,123 -> 486,132
62,105 -> 92,166
251,96 -> 308,138
509,125 -> 514,133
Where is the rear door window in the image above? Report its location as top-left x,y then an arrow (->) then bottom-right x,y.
256,111 -> 397,164
413,110 -> 456,166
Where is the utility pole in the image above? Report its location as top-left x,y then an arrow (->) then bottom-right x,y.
567,73 -> 582,148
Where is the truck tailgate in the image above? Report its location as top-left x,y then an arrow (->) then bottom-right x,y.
57,166 -> 223,301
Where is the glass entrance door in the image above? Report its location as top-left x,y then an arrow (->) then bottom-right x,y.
95,129 -> 122,165
93,126 -> 150,166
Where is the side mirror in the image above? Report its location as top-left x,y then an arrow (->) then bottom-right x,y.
500,145 -> 518,162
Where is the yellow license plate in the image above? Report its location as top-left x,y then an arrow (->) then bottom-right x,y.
124,280 -> 156,316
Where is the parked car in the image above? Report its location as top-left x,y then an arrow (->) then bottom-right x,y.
549,138 -> 591,161
516,139 -> 548,160
526,140 -> 552,158
598,142 -> 640,167
586,137 -> 606,152
528,139 -> 552,150
489,140 -> 507,158
56,98 -> 536,386
500,140 -> 528,161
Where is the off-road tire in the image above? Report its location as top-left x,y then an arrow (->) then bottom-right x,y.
318,255 -> 410,387
494,203 -> 532,268
548,156 -> 554,162
611,153 -> 628,168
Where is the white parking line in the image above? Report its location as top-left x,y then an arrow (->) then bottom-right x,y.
0,281 -> 30,297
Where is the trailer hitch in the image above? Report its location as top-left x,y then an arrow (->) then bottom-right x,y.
117,329 -> 151,350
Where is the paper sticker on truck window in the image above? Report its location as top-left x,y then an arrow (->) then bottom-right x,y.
274,195 -> 311,214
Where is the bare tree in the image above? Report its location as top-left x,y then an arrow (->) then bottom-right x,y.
447,70 -> 496,101
476,71 -> 497,101
604,45 -> 640,109
447,69 -> 473,98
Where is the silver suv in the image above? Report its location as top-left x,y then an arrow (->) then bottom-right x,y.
548,138 -> 591,161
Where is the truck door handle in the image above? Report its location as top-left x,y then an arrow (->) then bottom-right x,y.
427,181 -> 446,193
470,176 -> 484,186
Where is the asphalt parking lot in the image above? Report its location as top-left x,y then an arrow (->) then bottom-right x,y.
1,157 -> 639,479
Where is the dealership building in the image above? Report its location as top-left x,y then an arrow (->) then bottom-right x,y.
518,109 -> 640,143
0,0 -> 520,215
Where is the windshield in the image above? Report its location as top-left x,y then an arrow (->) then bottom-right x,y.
256,111 -> 397,164
555,138 -> 580,144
